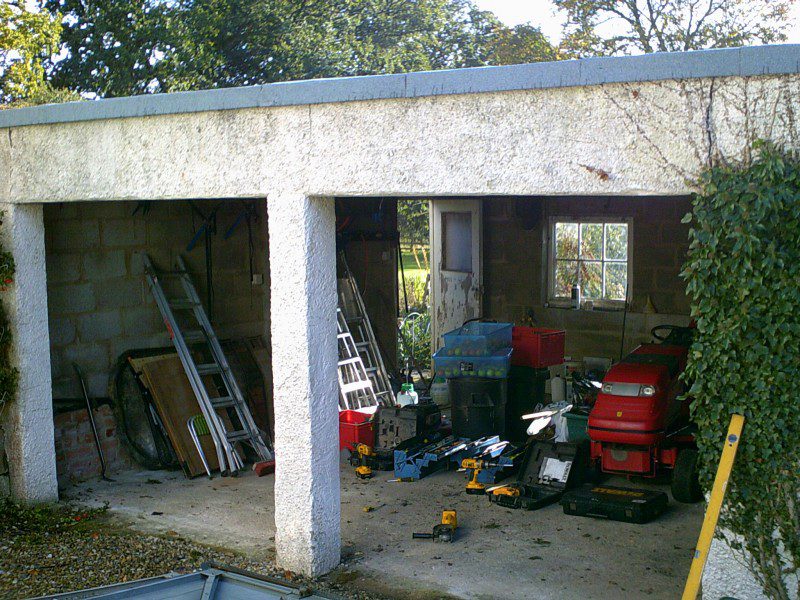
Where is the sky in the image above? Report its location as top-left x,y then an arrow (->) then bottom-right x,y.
474,0 -> 800,44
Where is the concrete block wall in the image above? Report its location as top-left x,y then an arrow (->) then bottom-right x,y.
337,198 -> 399,373
44,200 -> 270,400
343,240 -> 398,372
53,405 -> 134,484
484,196 -> 693,361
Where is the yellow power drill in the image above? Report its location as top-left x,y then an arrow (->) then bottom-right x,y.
461,457 -> 504,495
353,443 -> 375,479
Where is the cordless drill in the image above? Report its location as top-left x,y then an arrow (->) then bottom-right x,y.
351,443 -> 375,479
461,457 -> 504,495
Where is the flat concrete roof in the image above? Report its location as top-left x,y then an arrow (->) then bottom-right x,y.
2,44 -> 799,129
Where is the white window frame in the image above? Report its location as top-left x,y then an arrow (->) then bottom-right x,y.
546,216 -> 632,309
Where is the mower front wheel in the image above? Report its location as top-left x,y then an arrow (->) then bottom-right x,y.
671,448 -> 703,503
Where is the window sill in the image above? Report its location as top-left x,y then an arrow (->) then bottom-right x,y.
545,302 -> 627,312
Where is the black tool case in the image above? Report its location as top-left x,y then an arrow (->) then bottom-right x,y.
560,485 -> 668,524
489,441 -> 582,510
375,403 -> 442,450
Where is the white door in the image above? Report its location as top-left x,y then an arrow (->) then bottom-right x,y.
430,199 -> 483,351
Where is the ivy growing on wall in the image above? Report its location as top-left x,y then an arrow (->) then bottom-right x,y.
682,142 -> 800,600
0,211 -> 18,411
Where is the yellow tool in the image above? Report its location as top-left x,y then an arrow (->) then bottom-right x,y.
442,509 -> 457,528
412,510 -> 458,542
489,485 -> 521,498
681,414 -> 745,600
462,458 -> 485,494
461,458 -> 502,495
353,443 -> 375,479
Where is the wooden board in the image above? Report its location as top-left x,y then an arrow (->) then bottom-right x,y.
245,336 -> 274,440
222,338 -> 271,442
130,354 -> 220,478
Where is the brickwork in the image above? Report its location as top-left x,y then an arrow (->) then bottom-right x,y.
44,200 -> 270,399
53,405 -> 134,484
483,196 -> 693,361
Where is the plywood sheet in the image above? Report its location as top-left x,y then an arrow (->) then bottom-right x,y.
130,354 -> 220,477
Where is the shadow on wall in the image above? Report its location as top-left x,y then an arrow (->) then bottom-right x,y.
43,200 -> 270,400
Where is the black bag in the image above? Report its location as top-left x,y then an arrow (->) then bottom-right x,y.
560,485 -> 668,524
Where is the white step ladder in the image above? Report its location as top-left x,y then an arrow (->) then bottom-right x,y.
337,254 -> 395,407
337,309 -> 379,410
143,254 -> 273,475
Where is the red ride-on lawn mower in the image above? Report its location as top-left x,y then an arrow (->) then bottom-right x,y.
587,325 -> 702,503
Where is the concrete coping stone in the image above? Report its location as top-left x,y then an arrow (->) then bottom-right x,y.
1,45 -> 799,129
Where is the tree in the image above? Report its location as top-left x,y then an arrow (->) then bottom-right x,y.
0,0 -> 62,103
45,0 -> 560,97
45,0 -> 174,97
554,0 -> 795,56
398,199 -> 429,247
488,23 -> 562,65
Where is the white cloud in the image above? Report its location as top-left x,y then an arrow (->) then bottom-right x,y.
475,0 -> 565,41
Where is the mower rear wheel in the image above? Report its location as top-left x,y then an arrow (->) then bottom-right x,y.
671,448 -> 703,503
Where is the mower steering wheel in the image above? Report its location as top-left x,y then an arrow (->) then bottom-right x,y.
651,324 -> 680,341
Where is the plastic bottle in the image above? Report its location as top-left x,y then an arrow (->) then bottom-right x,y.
397,383 -> 419,407
430,377 -> 449,407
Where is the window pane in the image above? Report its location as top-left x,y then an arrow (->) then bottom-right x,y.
580,223 -> 603,260
442,212 -> 472,272
605,262 -> 627,300
580,261 -> 603,299
605,223 -> 628,260
555,223 -> 578,259
554,260 -> 578,297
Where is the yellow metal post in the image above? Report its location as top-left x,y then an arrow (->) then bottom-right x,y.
682,413 -> 745,600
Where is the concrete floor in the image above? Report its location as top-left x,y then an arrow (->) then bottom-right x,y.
65,463 -> 704,600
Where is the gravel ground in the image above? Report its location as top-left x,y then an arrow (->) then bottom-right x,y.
0,502 -> 383,600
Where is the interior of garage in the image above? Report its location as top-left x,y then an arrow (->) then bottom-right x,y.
41,194 -> 702,599
482,195 -> 692,356
330,194 -> 702,598
43,199 -> 273,485
41,196 -> 401,486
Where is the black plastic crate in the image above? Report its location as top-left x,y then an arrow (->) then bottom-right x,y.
449,377 -> 507,440
375,403 -> 441,451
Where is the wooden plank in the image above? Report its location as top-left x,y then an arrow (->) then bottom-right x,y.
245,336 -> 274,441
130,354 -> 220,477
222,338 -> 271,442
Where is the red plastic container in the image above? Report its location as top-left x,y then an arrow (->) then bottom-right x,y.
339,410 -> 375,451
511,327 -> 566,368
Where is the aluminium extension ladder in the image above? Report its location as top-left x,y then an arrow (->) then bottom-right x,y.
142,254 -> 273,475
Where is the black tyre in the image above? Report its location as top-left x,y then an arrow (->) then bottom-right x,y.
671,448 -> 703,503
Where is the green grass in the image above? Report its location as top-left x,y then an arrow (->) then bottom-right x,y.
0,497 -> 108,536
399,250 -> 428,281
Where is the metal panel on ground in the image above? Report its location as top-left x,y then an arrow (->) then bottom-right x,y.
39,567 -> 335,600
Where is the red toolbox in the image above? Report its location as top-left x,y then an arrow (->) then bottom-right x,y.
339,410 -> 376,451
511,327 -> 565,368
